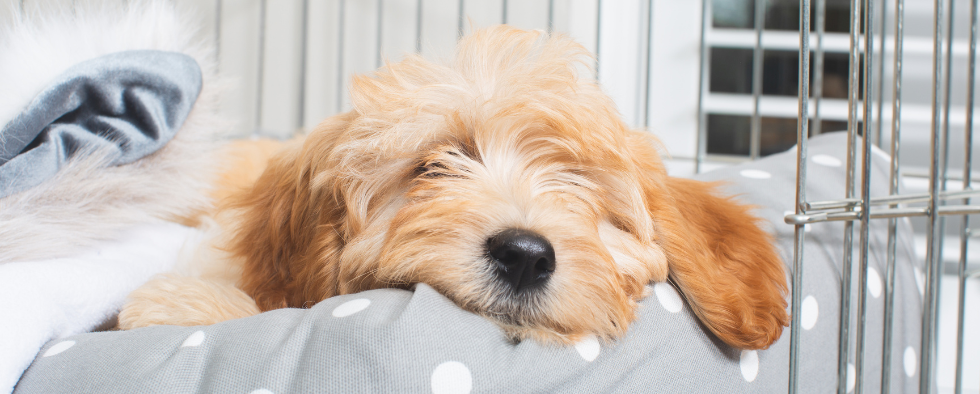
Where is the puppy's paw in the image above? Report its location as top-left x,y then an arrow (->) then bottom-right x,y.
118,274 -> 260,329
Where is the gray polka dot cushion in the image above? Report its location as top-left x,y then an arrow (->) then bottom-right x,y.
13,132 -> 923,393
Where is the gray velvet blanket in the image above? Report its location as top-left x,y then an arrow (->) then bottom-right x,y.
0,50 -> 200,198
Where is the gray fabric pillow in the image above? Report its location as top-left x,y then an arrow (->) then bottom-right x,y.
0,50 -> 201,198
14,132 -> 923,393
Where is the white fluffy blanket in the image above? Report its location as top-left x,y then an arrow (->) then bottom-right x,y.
0,223 -> 199,393
0,1 -> 222,392
0,0 -> 222,264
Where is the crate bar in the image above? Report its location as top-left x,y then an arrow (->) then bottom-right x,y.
785,208 -> 924,225
941,0 -> 955,196
788,204 -> 980,225
214,0 -> 222,69
298,0 -> 309,130
502,0 -> 508,25
881,0 -> 904,390
854,0 -> 876,388
415,0 -> 422,53
695,0 -> 710,173
875,0 -> 887,147
788,0 -> 811,391
806,189 -> 980,210
814,0 -> 826,135
749,0 -> 765,160
920,0 -> 946,389
458,0 -> 464,38
643,0 -> 653,129
376,0 -> 384,68
547,0 -> 555,33
255,0 -> 267,134
838,0 -> 863,392
954,0 -> 978,392
595,0 -> 602,77
935,0 -> 956,298
336,0 -> 346,114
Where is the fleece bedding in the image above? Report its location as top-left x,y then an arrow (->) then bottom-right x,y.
12,132 -> 925,393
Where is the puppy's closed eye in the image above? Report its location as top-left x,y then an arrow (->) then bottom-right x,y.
415,147 -> 480,179
417,161 -> 453,178
416,159 -> 467,179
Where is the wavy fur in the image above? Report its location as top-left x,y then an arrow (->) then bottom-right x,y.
121,26 -> 788,349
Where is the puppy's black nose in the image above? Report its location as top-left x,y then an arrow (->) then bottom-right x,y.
487,229 -> 556,292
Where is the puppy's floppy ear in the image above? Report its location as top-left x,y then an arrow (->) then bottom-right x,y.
657,177 -> 789,349
228,113 -> 354,311
626,132 -> 788,349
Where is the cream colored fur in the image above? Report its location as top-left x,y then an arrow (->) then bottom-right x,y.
120,27 -> 788,350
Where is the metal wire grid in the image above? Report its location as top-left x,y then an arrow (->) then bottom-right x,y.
204,0 -> 973,392
760,0 -> 980,392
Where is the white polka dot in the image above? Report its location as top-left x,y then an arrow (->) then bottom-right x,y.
42,340 -> 75,357
847,363 -> 856,393
653,282 -> 683,313
181,330 -> 205,347
574,335 -> 601,361
740,169 -> 772,179
867,267 -> 882,298
332,298 -> 371,317
812,154 -> 842,167
739,350 -> 759,382
431,361 -> 472,394
904,346 -> 917,377
801,295 -> 819,330
249,390 -> 274,394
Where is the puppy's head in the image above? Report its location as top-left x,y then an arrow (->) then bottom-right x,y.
231,26 -> 788,349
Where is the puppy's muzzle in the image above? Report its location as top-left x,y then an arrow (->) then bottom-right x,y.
487,229 -> 556,293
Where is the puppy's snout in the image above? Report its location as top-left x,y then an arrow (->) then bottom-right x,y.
487,229 -> 556,292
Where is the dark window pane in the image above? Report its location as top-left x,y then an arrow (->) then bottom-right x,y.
820,52 -> 863,100
762,50 -> 801,96
707,114 -> 751,155
764,0 -> 859,33
763,0 -> 808,31
749,50 -> 863,99
760,117 -> 798,156
709,50 -> 862,101
824,0 -> 858,33
710,48 -> 754,94
818,119 -> 848,133
713,0 -> 755,28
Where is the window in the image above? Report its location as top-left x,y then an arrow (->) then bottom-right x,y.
705,0 -> 859,158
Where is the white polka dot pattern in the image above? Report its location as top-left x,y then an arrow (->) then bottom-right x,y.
181,331 -> 205,347
812,154 -> 842,167
574,335 -> 600,362
867,267 -> 882,298
332,298 -> 371,317
739,350 -> 759,382
249,390 -> 274,394
904,347 -> 917,377
801,295 -> 818,330
42,341 -> 75,357
431,361 -> 472,394
653,282 -> 683,313
739,169 -> 772,179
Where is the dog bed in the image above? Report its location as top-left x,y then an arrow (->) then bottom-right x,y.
12,132 -> 924,394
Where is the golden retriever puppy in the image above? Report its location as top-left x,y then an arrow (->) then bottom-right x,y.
119,26 -> 788,350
